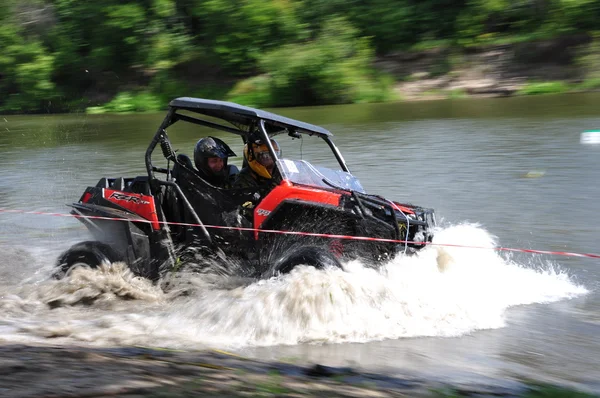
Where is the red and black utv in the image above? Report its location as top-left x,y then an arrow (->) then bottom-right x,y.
54,97 -> 435,281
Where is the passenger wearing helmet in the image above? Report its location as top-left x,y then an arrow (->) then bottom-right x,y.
233,139 -> 281,190
193,136 -> 238,188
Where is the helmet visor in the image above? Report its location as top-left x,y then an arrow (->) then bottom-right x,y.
204,145 -> 229,159
255,146 -> 281,164
198,137 -> 236,159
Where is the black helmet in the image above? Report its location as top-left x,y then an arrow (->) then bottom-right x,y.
194,137 -> 236,181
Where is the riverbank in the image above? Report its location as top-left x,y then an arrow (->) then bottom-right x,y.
376,35 -> 600,101
0,344 -> 596,397
2,34 -> 599,116
78,35 -> 600,114
4,0 -> 600,115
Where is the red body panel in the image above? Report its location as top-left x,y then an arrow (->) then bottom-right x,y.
391,201 -> 415,215
103,189 -> 160,230
253,180 -> 342,239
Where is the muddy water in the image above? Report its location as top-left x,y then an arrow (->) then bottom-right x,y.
0,93 -> 599,392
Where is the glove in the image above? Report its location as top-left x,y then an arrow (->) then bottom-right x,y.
241,201 -> 255,220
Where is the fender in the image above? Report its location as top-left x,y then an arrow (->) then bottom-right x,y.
68,202 -> 155,276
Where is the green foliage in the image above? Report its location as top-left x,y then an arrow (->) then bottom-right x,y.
148,67 -> 233,104
228,18 -> 395,107
0,23 -> 59,113
410,40 -> 454,51
448,88 -> 468,99
298,0 -> 469,53
86,92 -> 163,114
190,0 -> 302,74
431,383 -> 597,397
50,1 -> 146,71
575,38 -> 600,81
517,81 -> 570,95
153,0 -> 176,18
453,0 -> 600,45
255,370 -> 289,395
145,30 -> 195,71
104,4 -> 146,32
149,69 -> 193,101
2,0 -> 600,113
574,78 -> 600,91
227,75 -> 273,108
546,0 -> 600,33
523,383 -> 597,398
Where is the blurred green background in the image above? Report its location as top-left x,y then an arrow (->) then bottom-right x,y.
1,0 -> 600,114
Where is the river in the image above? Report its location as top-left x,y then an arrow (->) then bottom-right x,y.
1,93 -> 599,393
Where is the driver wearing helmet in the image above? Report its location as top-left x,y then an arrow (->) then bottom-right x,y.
193,136 -> 238,188
233,139 -> 281,190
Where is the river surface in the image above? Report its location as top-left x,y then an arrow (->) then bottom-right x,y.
1,93 -> 599,392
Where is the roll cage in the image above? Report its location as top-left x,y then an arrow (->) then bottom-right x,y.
145,97 -> 351,181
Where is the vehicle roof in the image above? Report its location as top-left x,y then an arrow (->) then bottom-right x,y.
169,97 -> 332,137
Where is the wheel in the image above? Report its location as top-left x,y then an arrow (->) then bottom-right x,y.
266,246 -> 343,277
52,241 -> 120,279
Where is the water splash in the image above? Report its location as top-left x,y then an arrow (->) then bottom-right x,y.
40,262 -> 165,308
0,223 -> 588,348
139,224 -> 585,349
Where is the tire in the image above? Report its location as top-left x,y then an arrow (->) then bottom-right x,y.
267,246 -> 343,277
52,241 -> 121,279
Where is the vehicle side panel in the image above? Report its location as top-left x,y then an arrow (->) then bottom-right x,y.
253,181 -> 341,237
102,189 -> 160,230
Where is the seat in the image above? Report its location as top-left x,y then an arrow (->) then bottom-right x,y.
227,164 -> 240,181
112,177 -> 125,191
172,154 -> 195,181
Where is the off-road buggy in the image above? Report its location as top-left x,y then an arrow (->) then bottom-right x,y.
54,97 -> 436,280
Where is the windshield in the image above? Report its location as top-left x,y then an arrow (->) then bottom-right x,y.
276,159 -> 366,193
